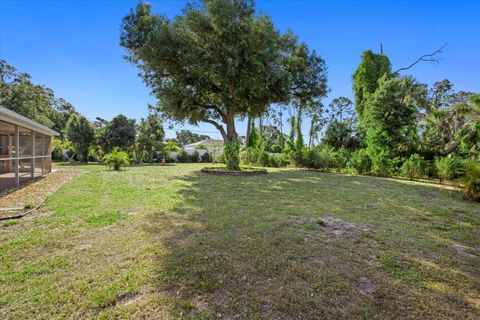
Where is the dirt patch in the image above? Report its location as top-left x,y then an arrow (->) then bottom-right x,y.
115,292 -> 148,307
0,170 -> 83,218
290,215 -> 369,238
358,277 -> 376,297
452,243 -> 480,259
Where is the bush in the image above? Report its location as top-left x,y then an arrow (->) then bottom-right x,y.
189,150 -> 200,163
176,149 -> 189,162
201,151 -> 213,163
103,147 -> 129,170
370,151 -> 397,177
242,147 -> 261,165
223,140 -> 240,170
269,144 -> 282,153
435,156 -> 463,183
460,161 -> 480,202
268,153 -> 290,167
400,154 -> 428,180
258,150 -> 271,167
52,147 -> 64,161
348,149 -> 372,175
292,149 -> 306,167
334,148 -> 351,169
275,153 -> 291,167
241,148 -> 289,168
293,146 -> 339,171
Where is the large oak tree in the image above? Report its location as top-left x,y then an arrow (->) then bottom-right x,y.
121,0 -> 293,141
120,0 -> 325,168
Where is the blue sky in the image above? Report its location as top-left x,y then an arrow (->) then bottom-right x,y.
1,0 -> 479,139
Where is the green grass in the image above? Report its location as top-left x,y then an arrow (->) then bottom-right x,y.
1,163 -> 479,319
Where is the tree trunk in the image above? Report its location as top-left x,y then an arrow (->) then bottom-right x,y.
279,111 -> 284,148
259,116 -> 263,142
148,149 -> 153,163
225,112 -> 238,142
289,116 -> 296,143
246,115 -> 252,147
295,106 -> 304,149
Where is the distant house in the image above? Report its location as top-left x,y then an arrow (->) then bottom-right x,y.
183,139 -> 224,156
0,106 -> 58,192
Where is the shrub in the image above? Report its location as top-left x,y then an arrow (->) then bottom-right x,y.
293,146 -> 339,171
223,140 -> 240,170
51,138 -> 67,161
258,150 -> 271,167
201,151 -> 212,163
435,156 -> 463,183
190,150 -> 200,163
292,149 -> 306,167
370,151 -> 397,177
348,149 -> 372,175
275,153 -> 291,167
176,149 -> 189,162
334,148 -> 351,169
269,144 -> 282,153
400,154 -> 428,180
460,161 -> 480,202
241,148 -> 289,168
103,147 -> 129,170
242,147 -> 261,165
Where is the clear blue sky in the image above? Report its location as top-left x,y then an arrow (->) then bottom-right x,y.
1,0 -> 479,139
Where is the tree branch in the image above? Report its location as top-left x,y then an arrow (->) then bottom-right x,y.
203,105 -> 227,122
204,119 -> 227,142
393,44 -> 447,74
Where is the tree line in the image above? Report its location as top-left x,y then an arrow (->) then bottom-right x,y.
120,0 -> 479,200
0,60 -> 213,163
1,0 -> 479,199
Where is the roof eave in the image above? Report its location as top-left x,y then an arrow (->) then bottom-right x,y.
0,106 -> 60,136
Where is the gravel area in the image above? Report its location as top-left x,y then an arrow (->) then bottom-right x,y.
0,170 -> 83,218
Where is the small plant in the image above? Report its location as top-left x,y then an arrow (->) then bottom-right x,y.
435,156 -> 462,183
103,147 -> 130,170
201,151 -> 213,163
370,151 -> 397,177
401,154 -> 428,180
223,140 -> 240,170
460,161 -> 480,202
348,149 -> 372,175
269,144 -> 282,153
176,149 -> 189,163
189,150 -> 200,163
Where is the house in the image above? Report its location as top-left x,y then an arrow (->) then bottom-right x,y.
183,139 -> 224,156
0,106 -> 59,192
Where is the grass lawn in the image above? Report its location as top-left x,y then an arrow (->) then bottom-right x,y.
1,163 -> 479,319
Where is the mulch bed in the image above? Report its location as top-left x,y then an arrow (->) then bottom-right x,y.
0,170 -> 83,219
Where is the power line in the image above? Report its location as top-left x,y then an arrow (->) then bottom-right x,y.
165,127 -> 246,135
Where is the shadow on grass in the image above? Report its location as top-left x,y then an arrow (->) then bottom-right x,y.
147,169 -> 480,318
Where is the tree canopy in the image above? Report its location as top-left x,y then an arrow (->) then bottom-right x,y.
137,110 -> 165,163
65,114 -> 95,162
174,130 -> 210,147
102,115 -> 137,152
120,0 -> 298,144
0,59 -> 77,136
